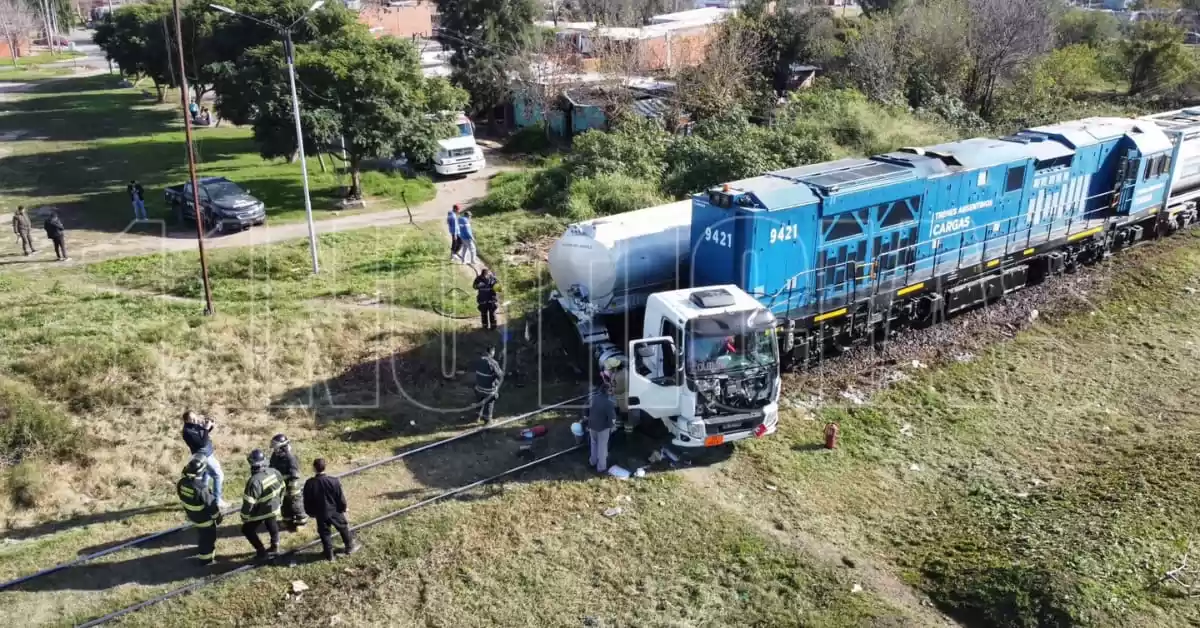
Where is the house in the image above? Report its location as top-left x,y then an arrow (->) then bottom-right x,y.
786,64 -> 820,90
357,0 -> 435,39
540,8 -> 733,73
511,68 -> 680,138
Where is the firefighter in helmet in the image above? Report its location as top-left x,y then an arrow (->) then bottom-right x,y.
240,449 -> 283,560
269,433 -> 308,528
176,454 -> 222,565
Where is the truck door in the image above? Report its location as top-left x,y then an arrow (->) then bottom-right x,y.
626,336 -> 680,418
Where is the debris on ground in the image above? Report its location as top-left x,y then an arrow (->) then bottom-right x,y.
841,556 -> 856,568
909,463 -> 922,472
603,507 -> 623,518
851,583 -> 864,593
1028,309 -> 1040,322
840,389 -> 866,405
899,423 -> 914,437
766,484 -> 778,492
291,580 -> 309,595
608,465 -> 631,479
633,467 -> 646,478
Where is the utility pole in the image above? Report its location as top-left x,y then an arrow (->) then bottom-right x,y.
173,0 -> 215,315
283,29 -> 320,274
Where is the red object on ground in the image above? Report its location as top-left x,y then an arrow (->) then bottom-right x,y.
823,423 -> 839,449
519,425 -> 548,440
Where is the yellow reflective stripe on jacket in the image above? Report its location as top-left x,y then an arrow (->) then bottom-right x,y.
243,494 -> 258,506
241,508 -> 281,522
179,486 -> 195,497
196,551 -> 215,560
182,501 -> 206,512
260,475 -> 279,490
192,519 -> 214,528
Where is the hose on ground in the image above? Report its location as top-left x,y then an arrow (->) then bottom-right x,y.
432,286 -> 480,320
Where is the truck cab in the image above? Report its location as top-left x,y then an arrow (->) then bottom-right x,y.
622,286 -> 781,449
433,113 -> 486,176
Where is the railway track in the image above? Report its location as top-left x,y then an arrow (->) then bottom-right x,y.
0,394 -> 590,594
77,444 -> 584,627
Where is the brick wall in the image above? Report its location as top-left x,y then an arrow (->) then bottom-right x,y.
358,2 -> 434,39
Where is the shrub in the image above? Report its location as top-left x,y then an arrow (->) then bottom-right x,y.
7,460 -> 50,509
502,123 -> 558,155
471,170 -> 535,215
567,174 -> 668,219
0,380 -> 84,464
565,116 -> 670,182
923,561 -> 1078,628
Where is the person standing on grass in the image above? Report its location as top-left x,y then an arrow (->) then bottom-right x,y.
473,267 -> 499,330
241,449 -> 284,560
128,180 -> 147,221
447,203 -> 462,262
302,458 -> 360,561
181,410 -> 230,508
12,206 -> 35,256
176,455 -> 222,566
43,211 -> 67,261
587,381 -> 616,474
474,346 -> 503,425
457,210 -> 478,266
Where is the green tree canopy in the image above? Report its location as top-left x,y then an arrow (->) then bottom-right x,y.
1122,19 -> 1196,96
435,0 -> 539,116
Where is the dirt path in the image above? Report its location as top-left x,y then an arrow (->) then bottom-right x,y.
0,161 -> 515,269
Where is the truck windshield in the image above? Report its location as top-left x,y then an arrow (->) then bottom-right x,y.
457,122 -> 473,137
203,181 -> 244,197
685,314 -> 777,375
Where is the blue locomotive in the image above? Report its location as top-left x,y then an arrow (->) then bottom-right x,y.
691,111 -> 1200,363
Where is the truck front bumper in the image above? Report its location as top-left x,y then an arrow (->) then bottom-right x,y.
435,157 -> 485,176
669,404 -> 779,448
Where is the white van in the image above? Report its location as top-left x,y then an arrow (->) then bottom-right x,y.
433,113 -> 486,176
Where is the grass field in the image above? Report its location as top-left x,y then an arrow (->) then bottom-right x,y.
3,70 -> 1200,628
0,75 -> 434,231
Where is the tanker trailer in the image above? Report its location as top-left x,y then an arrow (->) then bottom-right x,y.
546,201 -> 781,450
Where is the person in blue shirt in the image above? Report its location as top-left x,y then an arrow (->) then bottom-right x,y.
457,210 -> 478,266
447,204 -> 462,262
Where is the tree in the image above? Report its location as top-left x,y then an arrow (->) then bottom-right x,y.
846,13 -> 904,103
896,0 -> 970,108
1056,8 -> 1120,48
92,2 -> 176,101
996,44 -> 1101,126
676,18 -> 768,120
288,30 -> 468,198
565,115 -> 671,182
436,0 -> 539,118
0,0 -> 37,68
1123,19 -> 1196,96
735,0 -> 847,93
963,0 -> 1056,118
661,113 -> 832,197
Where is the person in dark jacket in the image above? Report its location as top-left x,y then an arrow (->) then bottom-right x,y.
473,346 -> 503,424
447,204 -> 462,262
473,267 -> 499,330
12,206 -> 34,255
587,381 -> 616,474
43,212 -> 67,261
176,455 -> 222,565
269,433 -> 308,528
181,410 -> 228,507
128,180 -> 147,221
240,449 -> 284,559
302,458 -> 360,561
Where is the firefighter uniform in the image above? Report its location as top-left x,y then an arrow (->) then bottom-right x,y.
240,450 -> 284,558
269,434 -> 308,527
176,455 -> 221,565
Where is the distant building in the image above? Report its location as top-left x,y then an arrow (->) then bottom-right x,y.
1102,0 -> 1133,9
0,38 -> 29,61
511,68 -> 680,137
539,8 -> 733,73
356,0 -> 435,40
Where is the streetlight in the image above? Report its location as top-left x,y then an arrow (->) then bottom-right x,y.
210,1 -> 325,275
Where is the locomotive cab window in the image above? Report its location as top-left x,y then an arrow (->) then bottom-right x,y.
1005,165 -> 1027,192
822,213 -> 864,241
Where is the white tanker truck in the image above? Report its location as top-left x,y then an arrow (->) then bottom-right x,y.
546,201 -> 781,450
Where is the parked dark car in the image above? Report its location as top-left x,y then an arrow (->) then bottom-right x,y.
164,177 -> 266,234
